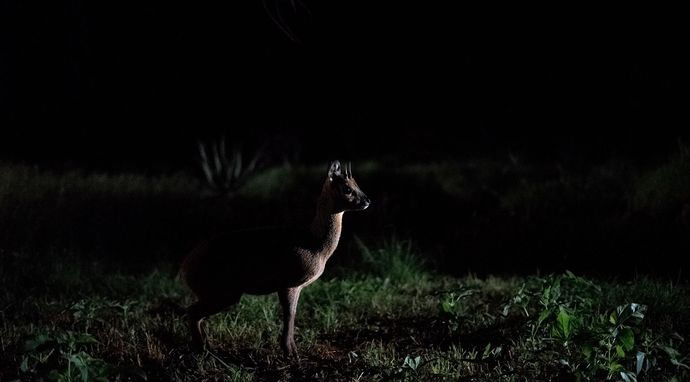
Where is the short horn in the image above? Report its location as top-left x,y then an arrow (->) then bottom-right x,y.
347,162 -> 352,178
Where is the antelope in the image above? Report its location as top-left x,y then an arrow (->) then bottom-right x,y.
179,160 -> 370,360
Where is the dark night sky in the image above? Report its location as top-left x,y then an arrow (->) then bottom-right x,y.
1,2 -> 688,169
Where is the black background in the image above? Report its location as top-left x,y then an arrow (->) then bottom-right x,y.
1,2 -> 688,169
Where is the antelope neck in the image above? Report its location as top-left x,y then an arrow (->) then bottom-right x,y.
309,194 -> 343,258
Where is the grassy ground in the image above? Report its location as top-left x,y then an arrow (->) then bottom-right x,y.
2,151 -> 689,277
2,239 -> 688,381
1,153 -> 689,380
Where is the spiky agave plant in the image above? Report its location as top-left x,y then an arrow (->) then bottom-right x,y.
197,137 -> 264,196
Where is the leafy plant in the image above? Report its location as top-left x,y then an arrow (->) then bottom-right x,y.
69,297 -> 139,332
20,330 -> 145,381
403,355 -> 421,372
496,272 -> 688,381
197,137 -> 265,197
356,237 -> 427,283
439,286 -> 480,332
631,140 -> 690,215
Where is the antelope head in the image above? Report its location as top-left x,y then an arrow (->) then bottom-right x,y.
326,160 -> 370,212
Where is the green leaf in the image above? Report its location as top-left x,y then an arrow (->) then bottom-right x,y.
441,293 -> 456,314
69,352 -> 88,369
555,307 -> 573,340
615,303 -> 647,326
456,287 -> 479,299
20,356 -> 30,372
482,343 -> 492,360
616,345 -> 626,358
608,362 -> 624,373
537,309 -> 552,327
582,344 -> 593,359
662,345 -> 681,360
629,303 -> 646,320
542,285 -> 552,303
670,359 -> 690,370
403,355 -> 421,371
619,328 -> 635,352
74,333 -> 99,345
620,370 -> 637,382
636,352 -> 645,375
23,334 -> 51,352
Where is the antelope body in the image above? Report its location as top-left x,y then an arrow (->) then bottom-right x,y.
179,161 -> 370,359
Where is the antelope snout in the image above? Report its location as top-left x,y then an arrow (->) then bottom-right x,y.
358,195 -> 371,210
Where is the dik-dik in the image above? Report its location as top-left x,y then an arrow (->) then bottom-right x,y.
179,161 -> 370,359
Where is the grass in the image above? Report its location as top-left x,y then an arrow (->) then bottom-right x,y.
1,151 -> 689,380
2,150 -> 689,277
632,143 -> 690,216
2,240 -> 689,381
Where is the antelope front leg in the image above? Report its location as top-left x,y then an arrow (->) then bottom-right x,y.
278,287 -> 302,360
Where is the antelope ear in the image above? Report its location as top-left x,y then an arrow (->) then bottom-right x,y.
328,160 -> 342,180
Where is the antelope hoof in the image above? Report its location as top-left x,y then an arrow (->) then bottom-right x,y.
281,341 -> 300,362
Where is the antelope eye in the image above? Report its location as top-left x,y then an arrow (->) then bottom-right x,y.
342,186 -> 353,194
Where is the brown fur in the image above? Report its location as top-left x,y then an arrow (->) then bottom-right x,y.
179,161 -> 369,360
